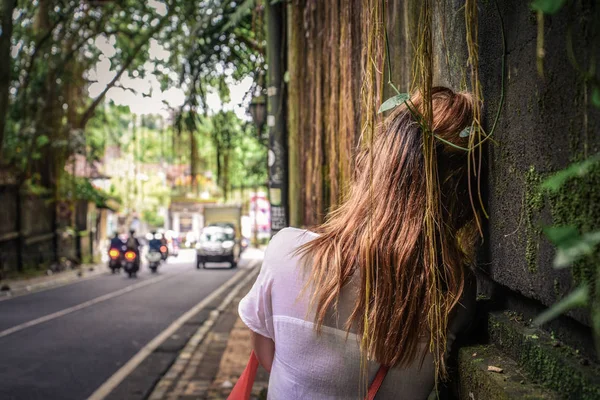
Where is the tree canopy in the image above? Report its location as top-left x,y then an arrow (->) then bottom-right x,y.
0,0 -> 266,197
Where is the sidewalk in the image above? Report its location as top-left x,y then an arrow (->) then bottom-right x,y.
0,263 -> 108,300
149,270 -> 269,400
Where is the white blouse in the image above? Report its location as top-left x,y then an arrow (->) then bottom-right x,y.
239,227 -> 475,400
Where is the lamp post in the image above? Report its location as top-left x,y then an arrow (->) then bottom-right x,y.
248,95 -> 267,245
249,95 -> 267,143
265,0 -> 287,236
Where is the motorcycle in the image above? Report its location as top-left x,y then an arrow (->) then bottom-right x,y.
123,250 -> 139,278
159,244 -> 168,261
147,249 -> 162,273
108,245 -> 125,273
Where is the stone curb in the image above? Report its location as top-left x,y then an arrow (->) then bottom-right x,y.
0,264 -> 109,301
147,267 -> 260,400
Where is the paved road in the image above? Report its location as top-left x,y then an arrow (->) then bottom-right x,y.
0,249 -> 256,400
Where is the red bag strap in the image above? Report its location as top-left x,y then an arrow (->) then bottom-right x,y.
366,365 -> 389,400
227,351 -> 259,400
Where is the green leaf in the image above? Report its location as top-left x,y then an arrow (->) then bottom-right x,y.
459,126 -> 472,138
283,71 -> 290,83
36,135 -> 50,147
378,93 -> 410,114
533,285 -> 589,326
592,86 -> 600,109
544,225 -> 580,247
530,0 -> 567,14
544,226 -> 600,268
541,154 -> 600,192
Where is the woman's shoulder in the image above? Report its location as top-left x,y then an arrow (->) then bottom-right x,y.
261,227 -> 318,273
268,227 -> 318,252
271,227 -> 318,244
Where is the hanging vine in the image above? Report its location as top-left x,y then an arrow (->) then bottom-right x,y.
412,0 -> 452,384
375,0 -> 508,384
465,0 -> 488,231
359,0 -> 385,393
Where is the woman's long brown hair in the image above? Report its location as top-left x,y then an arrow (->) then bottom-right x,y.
299,87 -> 477,377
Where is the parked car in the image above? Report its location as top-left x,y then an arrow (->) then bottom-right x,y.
196,225 -> 240,269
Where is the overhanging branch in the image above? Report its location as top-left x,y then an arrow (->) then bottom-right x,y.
77,1 -> 176,128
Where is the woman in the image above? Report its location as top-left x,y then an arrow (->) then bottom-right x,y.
239,87 -> 478,399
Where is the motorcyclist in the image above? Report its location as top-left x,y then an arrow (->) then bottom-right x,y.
126,230 -> 141,258
148,231 -> 162,252
110,232 -> 123,249
108,232 -> 125,273
157,230 -> 168,260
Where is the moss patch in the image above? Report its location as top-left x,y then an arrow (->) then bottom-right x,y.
548,161 -> 600,288
524,166 -> 544,273
546,160 -> 600,344
553,278 -> 561,300
518,160 -> 600,279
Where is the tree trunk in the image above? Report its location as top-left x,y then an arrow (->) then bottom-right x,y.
0,0 -> 17,158
31,0 -> 62,187
190,129 -> 198,193
222,150 -> 229,201
286,1 -> 304,228
215,144 -> 222,195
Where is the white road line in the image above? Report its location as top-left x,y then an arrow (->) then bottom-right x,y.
87,262 -> 260,400
0,273 -> 177,339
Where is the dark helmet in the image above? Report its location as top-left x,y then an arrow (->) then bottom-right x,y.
114,232 -> 119,238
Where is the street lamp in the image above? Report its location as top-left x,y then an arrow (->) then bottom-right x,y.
248,95 -> 267,143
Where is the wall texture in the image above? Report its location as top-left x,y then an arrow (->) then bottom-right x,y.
479,0 -> 600,329
0,186 -> 96,275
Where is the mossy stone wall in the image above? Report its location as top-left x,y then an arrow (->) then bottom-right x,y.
478,0 -> 599,325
